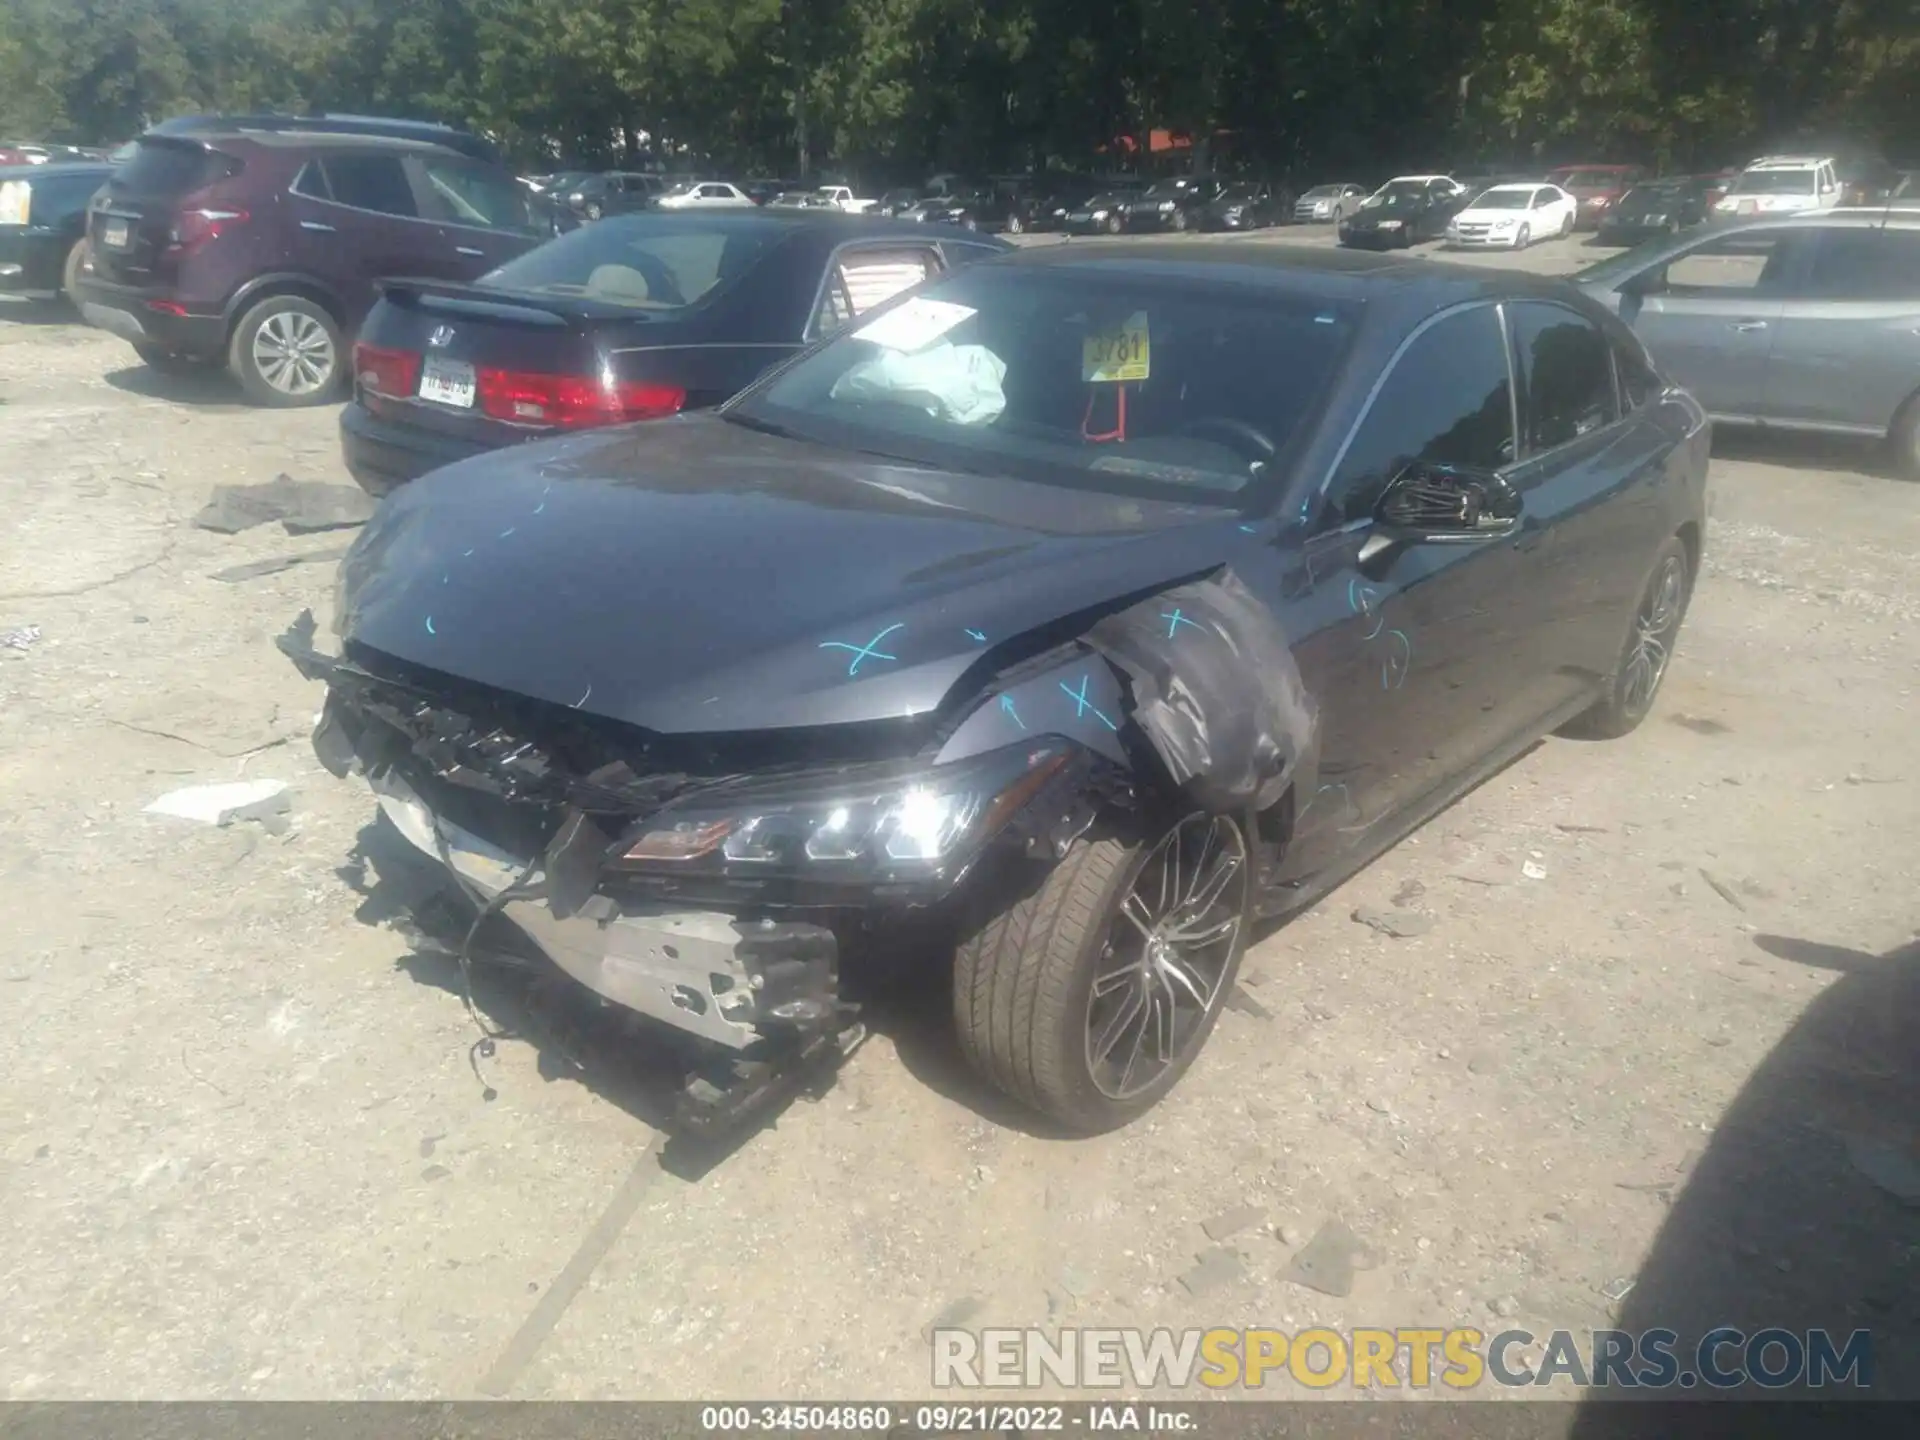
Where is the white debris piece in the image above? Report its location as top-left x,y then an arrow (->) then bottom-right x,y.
144,779 -> 290,828
2,625 -> 41,651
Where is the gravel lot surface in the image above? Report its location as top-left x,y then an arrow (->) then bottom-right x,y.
2,225 -> 1915,1404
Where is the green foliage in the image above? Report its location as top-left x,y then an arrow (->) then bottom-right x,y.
0,0 -> 1913,173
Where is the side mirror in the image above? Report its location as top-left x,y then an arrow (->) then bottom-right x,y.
1374,462 -> 1521,539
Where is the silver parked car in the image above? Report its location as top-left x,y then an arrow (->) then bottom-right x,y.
1292,182 -> 1368,224
1576,211 -> 1920,474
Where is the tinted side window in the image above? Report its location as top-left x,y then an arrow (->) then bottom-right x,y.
322,154 -> 417,217
419,158 -> 531,231
1323,305 -> 1515,526
1660,232 -> 1793,294
1510,302 -> 1619,450
1802,228 -> 1920,300
290,162 -> 331,200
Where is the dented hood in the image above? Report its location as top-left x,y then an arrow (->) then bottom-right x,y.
336,413 -> 1238,734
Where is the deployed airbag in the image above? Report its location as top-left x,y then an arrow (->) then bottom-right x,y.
829,343 -> 1008,426
1085,568 -> 1315,814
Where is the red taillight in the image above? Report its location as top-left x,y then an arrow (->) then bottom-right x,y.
353,342 -> 422,400
166,206 -> 249,252
475,368 -> 686,428
145,300 -> 189,316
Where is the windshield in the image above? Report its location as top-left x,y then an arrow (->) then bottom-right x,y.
724,265 -> 1358,503
1625,183 -> 1686,204
1562,169 -> 1627,189
1217,187 -> 1260,203
1728,169 -> 1816,195
1368,182 -> 1427,207
480,214 -> 785,310
1470,188 -> 1533,210
1302,185 -> 1343,199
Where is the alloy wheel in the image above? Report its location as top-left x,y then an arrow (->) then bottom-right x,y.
1084,814 -> 1248,1101
250,310 -> 335,397
1007,213 -> 1023,233
1622,554 -> 1686,715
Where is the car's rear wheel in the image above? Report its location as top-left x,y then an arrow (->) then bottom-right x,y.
228,295 -> 343,407
61,238 -> 91,304
1562,535 -> 1693,739
954,811 -> 1251,1133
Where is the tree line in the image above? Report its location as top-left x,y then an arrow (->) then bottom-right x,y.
2,0 -> 1915,180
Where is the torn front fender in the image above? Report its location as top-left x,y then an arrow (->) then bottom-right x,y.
1083,567 -> 1316,815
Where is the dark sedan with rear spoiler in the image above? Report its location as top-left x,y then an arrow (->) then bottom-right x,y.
342,209 -> 1009,495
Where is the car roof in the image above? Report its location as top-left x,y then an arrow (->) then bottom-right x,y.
1746,155 -> 1831,169
992,238 -> 1579,303
143,126 -> 464,159
1381,174 -> 1452,183
1471,183 -> 1546,196
0,161 -> 113,180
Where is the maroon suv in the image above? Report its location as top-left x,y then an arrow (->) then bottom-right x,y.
74,123 -> 547,406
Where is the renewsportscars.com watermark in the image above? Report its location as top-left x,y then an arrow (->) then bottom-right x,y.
931,1327 -> 1873,1391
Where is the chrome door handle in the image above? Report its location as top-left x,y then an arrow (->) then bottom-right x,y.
454,246 -> 485,257
299,220 -> 335,233
1728,320 -> 1768,332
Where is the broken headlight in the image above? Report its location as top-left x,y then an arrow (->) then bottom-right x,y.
614,742 -> 1069,877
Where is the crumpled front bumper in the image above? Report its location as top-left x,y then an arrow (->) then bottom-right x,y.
370,766 -> 837,1051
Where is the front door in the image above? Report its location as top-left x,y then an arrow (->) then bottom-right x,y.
409,155 -> 544,281
1617,228 -> 1810,416
1273,302 -> 1538,876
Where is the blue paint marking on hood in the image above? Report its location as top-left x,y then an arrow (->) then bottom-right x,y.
337,413 -> 1240,736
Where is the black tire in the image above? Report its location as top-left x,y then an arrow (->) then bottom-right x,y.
227,294 -> 343,408
1006,213 -> 1024,234
61,238 -> 91,304
953,813 -> 1251,1133
1516,223 -> 1531,250
1562,535 -> 1693,739
585,200 -> 604,221
1105,213 -> 1123,235
133,343 -> 218,374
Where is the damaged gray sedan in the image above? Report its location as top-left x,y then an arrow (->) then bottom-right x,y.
282,243 -> 1709,1134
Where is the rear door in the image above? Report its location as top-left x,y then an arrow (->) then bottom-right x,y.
1759,225 -> 1920,432
285,151 -> 449,318
87,137 -> 241,284
1503,299 -> 1667,691
1615,228 -> 1810,416
411,154 -> 544,280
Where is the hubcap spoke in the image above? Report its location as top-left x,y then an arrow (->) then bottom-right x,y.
1084,814 -> 1249,1101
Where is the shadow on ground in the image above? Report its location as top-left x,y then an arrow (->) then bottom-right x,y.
103,361 -> 252,410
1570,931 -> 1919,1423
1710,426 -> 1900,480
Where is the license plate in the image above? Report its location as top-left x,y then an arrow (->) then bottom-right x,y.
101,219 -> 130,249
418,357 -> 475,408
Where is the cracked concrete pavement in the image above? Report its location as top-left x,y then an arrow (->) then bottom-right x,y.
2,230 -> 1915,1402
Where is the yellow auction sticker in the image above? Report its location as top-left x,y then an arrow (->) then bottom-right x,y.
1083,312 -> 1150,383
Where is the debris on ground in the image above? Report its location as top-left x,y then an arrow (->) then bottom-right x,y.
2,624 -> 41,652
1599,1276 -> 1636,1302
1281,1219 -> 1371,1298
1698,868 -> 1747,911
1178,1246 -> 1246,1297
144,779 -> 291,833
1201,1204 -> 1266,1242
1225,985 -> 1273,1019
922,1297 -> 984,1340
1521,860 -> 1548,880
192,475 -> 376,535
210,546 -> 353,583
1277,1223 -> 1305,1248
1391,878 -> 1426,905
1352,904 -> 1433,938
1845,1136 -> 1920,1206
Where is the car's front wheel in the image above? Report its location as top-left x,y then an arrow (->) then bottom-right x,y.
1562,535 -> 1693,739
1105,214 -> 1123,235
954,812 -> 1251,1133
228,295 -> 343,407
1515,223 -> 1532,249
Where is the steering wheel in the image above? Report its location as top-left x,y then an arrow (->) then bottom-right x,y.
1176,417 -> 1277,464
